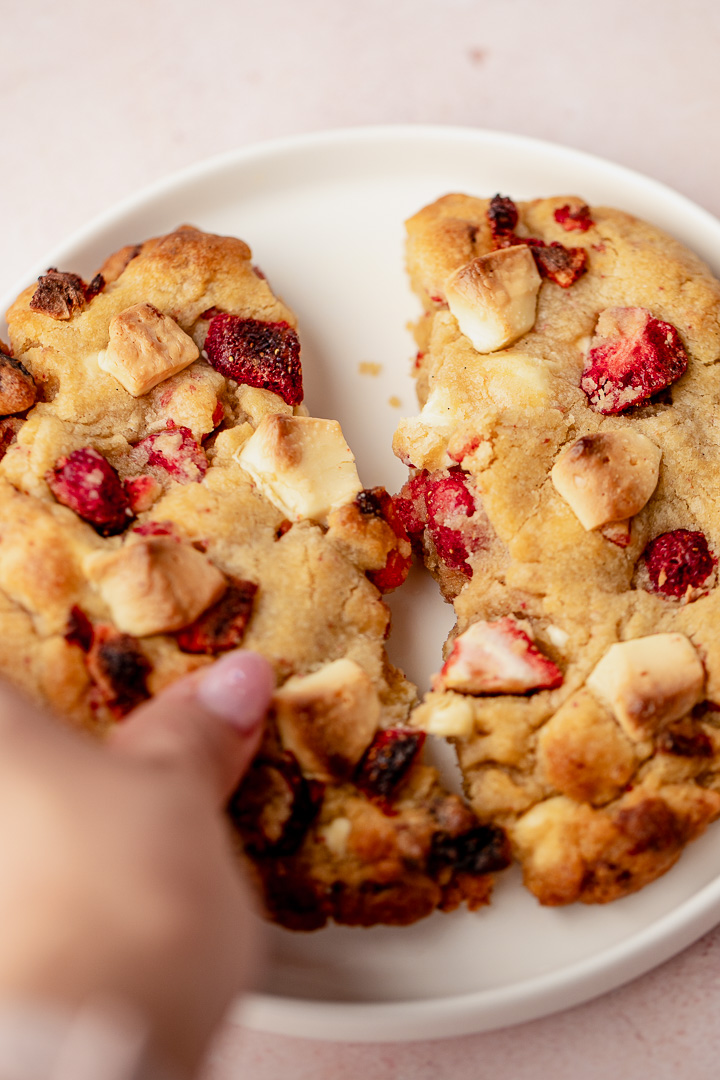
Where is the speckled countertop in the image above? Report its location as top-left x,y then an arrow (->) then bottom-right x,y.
5,2 -> 720,1076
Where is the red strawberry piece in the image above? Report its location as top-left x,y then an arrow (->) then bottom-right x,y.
84,273 -> 105,301
429,824 -> 511,876
526,239 -> 588,287
86,624 -> 151,719
355,487 -> 413,593
176,580 -> 258,654
0,417 -> 23,461
47,448 -> 131,535
487,194 -> 519,243
123,474 -> 162,513
230,752 -> 325,856
642,529 -> 716,599
354,728 -> 426,800
211,400 -> 225,429
132,520 -> 179,539
133,425 -> 208,483
64,605 -> 94,653
204,314 -> 303,406
437,616 -> 563,695
448,434 -> 480,463
425,468 -> 478,574
394,471 -> 430,540
581,307 -> 688,414
553,204 -> 594,232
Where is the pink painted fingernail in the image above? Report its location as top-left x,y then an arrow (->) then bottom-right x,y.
197,651 -> 275,731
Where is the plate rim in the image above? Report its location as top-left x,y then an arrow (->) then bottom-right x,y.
6,123 -> 720,1042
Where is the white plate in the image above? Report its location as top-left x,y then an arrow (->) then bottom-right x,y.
5,126 -> 720,1043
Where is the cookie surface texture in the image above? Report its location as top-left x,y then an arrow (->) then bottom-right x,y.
2,226 -> 508,929
396,193 -> 720,904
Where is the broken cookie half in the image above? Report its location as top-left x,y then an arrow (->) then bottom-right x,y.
0,223 -> 510,930
397,190 -> 720,905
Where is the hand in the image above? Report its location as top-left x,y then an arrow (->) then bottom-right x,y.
0,650 -> 274,1079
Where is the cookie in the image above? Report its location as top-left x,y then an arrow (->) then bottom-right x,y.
394,193 -> 720,904
1,225 -> 509,929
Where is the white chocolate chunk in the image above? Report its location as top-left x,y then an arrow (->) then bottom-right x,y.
412,695 -> 475,737
99,303 -> 199,397
445,246 -> 541,354
237,415 -> 362,524
551,430 -> 661,530
273,659 -> 380,781
85,537 -> 226,636
587,633 -> 705,741
318,817 -> 352,858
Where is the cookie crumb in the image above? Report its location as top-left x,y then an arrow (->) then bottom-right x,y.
359,361 -> 382,376
388,395 -> 402,408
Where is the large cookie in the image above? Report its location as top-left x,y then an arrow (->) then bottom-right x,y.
1,225 -> 509,929
394,193 -> 720,904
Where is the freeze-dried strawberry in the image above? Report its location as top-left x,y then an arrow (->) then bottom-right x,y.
29,268 -> 86,320
204,314 -> 303,406
486,196 -> 587,287
211,400 -> 225,429
581,307 -> 688,414
553,204 -> 594,232
394,471 -> 430,540
0,417 -> 23,461
429,824 -> 511,877
355,487 -> 413,593
487,194 -> 519,243
437,616 -> 563,695
84,273 -> 105,301
132,425 -> 208,483
657,718 -> 713,758
176,580 -> 257,654
47,448 -> 131,535
396,467 -> 483,575
642,529 -> 716,599
64,606 -> 94,653
132,520 -> 179,538
354,729 -> 426,800
123,475 -> 162,513
527,239 -> 587,287
87,624 -> 151,719
230,753 -> 325,856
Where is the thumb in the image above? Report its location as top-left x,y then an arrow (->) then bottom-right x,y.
108,651 -> 275,803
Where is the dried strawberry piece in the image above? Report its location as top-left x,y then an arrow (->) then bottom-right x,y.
526,239 -> 588,287
176,580 -> 257,654
486,196 -> 587,287
0,417 -> 23,461
553,204 -> 594,232
230,753 -> 325,856
64,605 -> 94,653
437,616 -> 564,695
657,718 -> 713,758
47,448 -> 131,535
396,467 -> 483,576
84,273 -> 105,301
355,487 -> 413,593
429,824 -> 511,877
354,729 -> 426,800
581,307 -> 688,414
123,475 -> 162,513
87,625 -> 151,719
132,520 -> 179,539
204,314 -> 303,406
132,425 -> 208,483
211,400 -> 225,429
641,529 -> 716,599
488,194 -> 519,243
29,269 -> 86,320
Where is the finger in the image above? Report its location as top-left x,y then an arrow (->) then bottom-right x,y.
109,651 -> 275,803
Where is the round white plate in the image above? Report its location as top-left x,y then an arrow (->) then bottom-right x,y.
5,126 -> 720,1043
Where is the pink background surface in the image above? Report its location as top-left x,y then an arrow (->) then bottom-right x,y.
5,1 -> 720,1075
